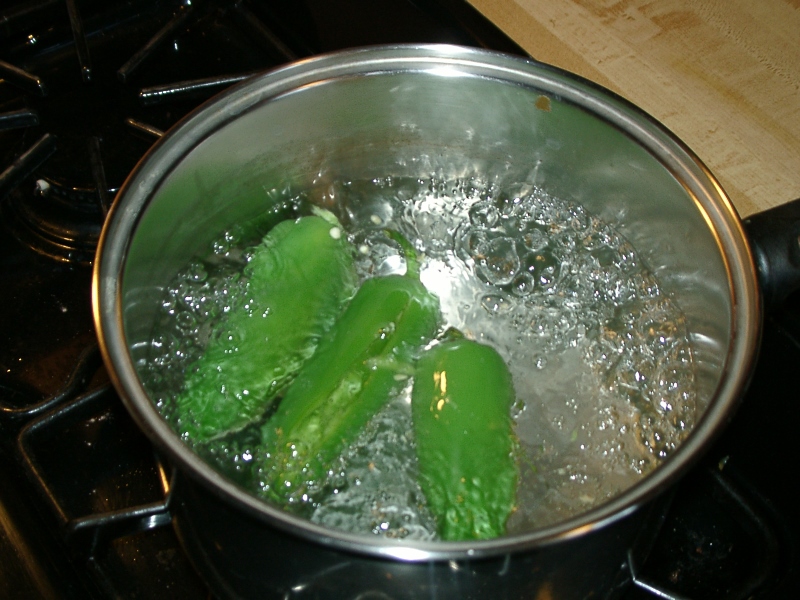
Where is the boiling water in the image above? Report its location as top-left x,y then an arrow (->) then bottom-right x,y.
140,176 -> 696,536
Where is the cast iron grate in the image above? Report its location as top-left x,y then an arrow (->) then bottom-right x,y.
1,344 -> 209,598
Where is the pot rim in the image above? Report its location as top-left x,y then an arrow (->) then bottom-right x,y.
92,43 -> 760,561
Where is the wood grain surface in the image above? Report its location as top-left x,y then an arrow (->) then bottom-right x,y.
468,0 -> 800,216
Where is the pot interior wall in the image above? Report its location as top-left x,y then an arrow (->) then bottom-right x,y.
122,67 -> 732,415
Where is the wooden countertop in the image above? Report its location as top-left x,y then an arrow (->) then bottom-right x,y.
468,0 -> 800,217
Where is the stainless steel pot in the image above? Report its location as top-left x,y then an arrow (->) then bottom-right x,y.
93,45 -> 794,599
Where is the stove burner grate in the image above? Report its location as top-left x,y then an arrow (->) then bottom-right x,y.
0,0 -> 332,262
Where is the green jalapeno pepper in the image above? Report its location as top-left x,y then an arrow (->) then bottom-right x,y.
411,336 -> 518,540
258,232 -> 441,507
176,211 -> 357,442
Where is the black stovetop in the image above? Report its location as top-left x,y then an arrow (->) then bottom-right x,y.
1,1 -> 799,599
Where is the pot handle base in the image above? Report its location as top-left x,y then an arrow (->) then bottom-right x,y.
743,198 -> 800,312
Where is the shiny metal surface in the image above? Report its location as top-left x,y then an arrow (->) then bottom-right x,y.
93,45 -> 760,562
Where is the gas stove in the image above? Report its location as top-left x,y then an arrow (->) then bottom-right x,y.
1,1 -> 799,598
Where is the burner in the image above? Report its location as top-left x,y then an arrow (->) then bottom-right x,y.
0,133 -> 105,262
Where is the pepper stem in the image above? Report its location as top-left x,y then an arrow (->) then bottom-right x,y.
385,229 -> 421,279
440,327 -> 466,343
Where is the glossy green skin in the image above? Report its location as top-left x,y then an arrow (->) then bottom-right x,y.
412,338 -> 517,540
176,215 -> 356,443
259,273 -> 441,506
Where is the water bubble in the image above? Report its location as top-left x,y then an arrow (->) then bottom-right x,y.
481,292 -> 512,315
538,267 -> 556,290
615,241 -> 639,272
468,200 -> 499,228
475,236 -> 520,286
175,311 -> 197,332
186,262 -> 208,283
522,227 -> 548,252
511,271 -> 535,297
457,228 -> 487,264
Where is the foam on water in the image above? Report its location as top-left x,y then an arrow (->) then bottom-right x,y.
142,176 -> 697,536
